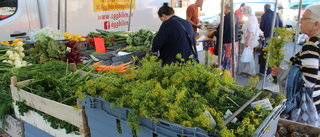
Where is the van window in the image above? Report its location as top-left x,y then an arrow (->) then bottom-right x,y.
0,0 -> 17,20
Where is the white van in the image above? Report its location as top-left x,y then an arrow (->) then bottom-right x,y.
0,0 -> 169,41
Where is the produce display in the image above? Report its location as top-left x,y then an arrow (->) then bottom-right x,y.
76,55 -> 285,137
87,29 -> 129,49
124,29 -> 156,52
0,39 -> 29,68
0,27 -> 301,137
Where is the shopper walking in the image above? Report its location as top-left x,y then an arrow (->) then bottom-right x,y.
258,4 -> 283,77
240,5 -> 261,77
151,3 -> 198,66
186,0 -> 204,34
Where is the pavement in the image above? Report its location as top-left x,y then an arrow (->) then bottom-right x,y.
197,41 -> 302,92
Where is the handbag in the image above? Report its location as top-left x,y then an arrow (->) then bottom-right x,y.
291,87 -> 320,127
173,17 -> 199,63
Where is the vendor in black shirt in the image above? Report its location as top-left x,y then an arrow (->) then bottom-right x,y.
151,3 -> 198,66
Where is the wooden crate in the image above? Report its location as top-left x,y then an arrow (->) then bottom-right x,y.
0,115 -> 23,137
0,128 -> 9,137
0,133 -> 9,137
10,76 -> 90,137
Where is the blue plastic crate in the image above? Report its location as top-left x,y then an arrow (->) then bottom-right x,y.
80,96 -> 209,137
24,122 -> 53,137
81,96 -> 286,137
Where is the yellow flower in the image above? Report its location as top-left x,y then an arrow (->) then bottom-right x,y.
181,121 -> 192,127
256,103 -> 261,111
249,111 -> 255,118
242,118 -> 250,126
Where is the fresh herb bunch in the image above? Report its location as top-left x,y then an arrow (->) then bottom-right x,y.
2,60 -> 96,134
16,60 -> 96,134
77,54 -> 284,136
0,71 -> 14,129
263,28 -> 294,67
0,60 -> 70,128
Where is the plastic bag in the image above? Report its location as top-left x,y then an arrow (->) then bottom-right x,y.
241,47 -> 253,62
291,89 -> 320,127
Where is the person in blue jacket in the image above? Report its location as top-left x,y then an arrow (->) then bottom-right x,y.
151,3 -> 198,66
258,4 -> 283,77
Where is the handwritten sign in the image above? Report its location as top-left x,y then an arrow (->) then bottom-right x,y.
94,0 -> 136,12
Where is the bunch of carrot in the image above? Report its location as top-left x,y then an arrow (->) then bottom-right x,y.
92,61 -> 132,73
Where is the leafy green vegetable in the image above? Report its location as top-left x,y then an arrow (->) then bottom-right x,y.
25,37 -> 67,64
126,29 -> 155,47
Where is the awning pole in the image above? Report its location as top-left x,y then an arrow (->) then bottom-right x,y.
218,0 -> 225,69
262,0 -> 279,88
230,0 -> 236,78
128,0 -> 133,31
293,0 -> 303,55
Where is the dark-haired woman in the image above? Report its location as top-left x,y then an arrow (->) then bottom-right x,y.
151,3 -> 198,66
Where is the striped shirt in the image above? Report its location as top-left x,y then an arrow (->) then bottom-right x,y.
290,37 -> 320,111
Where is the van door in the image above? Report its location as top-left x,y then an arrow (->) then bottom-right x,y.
0,0 -> 41,41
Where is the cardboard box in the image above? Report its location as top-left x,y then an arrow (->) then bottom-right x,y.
278,118 -> 320,135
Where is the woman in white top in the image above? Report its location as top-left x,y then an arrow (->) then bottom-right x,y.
240,5 -> 261,77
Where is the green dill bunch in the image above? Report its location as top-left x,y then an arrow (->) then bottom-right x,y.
263,28 -> 293,67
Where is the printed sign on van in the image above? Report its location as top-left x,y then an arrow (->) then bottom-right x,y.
94,0 -> 136,12
98,12 -> 133,30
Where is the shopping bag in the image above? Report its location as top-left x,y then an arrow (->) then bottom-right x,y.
291,89 -> 320,127
240,47 -> 253,63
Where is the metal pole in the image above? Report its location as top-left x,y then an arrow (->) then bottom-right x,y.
58,0 -> 61,30
230,0 -> 236,78
262,0 -> 279,88
64,0 -> 67,33
128,0 -> 133,31
293,0 -> 303,54
218,0 -> 225,69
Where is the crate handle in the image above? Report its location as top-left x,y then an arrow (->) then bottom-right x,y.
10,76 -> 18,86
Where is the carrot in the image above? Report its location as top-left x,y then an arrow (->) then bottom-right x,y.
92,61 -> 133,73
